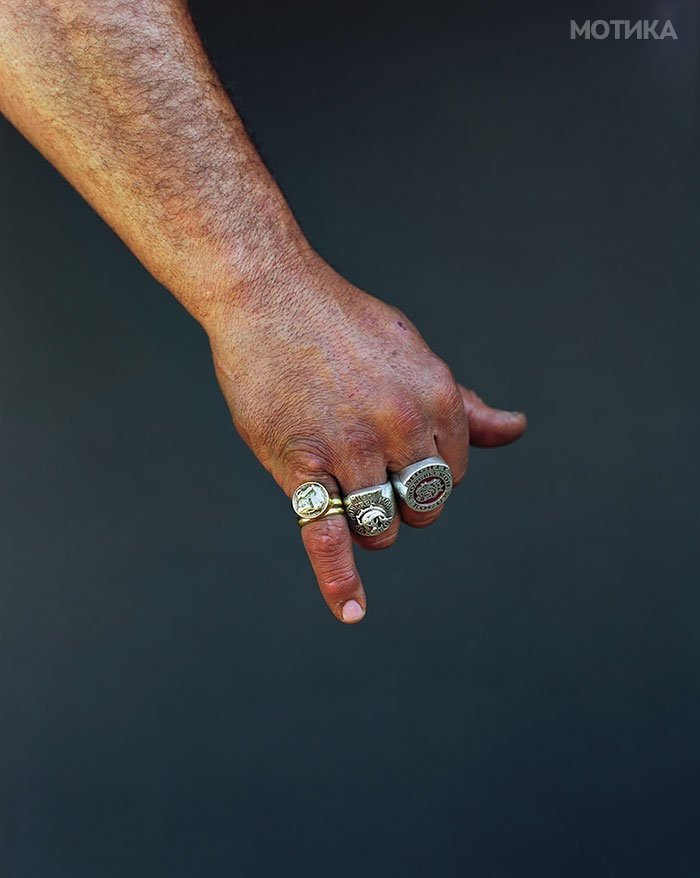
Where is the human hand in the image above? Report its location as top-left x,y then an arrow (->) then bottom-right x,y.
208,252 -> 527,623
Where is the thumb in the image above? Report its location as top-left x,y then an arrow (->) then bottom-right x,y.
459,384 -> 528,448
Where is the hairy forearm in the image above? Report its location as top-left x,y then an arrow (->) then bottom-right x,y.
0,0 -> 307,326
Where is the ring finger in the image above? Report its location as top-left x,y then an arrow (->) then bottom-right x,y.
389,440 -> 450,528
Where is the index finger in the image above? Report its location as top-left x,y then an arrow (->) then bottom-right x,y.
301,514 -> 367,624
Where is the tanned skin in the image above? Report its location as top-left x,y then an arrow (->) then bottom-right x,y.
0,1 -> 527,623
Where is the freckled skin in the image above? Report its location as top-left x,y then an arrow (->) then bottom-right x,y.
0,0 -> 527,623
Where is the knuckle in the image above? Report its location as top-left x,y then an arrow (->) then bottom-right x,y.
431,357 -> 454,382
305,525 -> 341,559
303,519 -> 348,567
341,424 -> 380,459
380,399 -> 431,468
303,520 -> 358,595
322,570 -> 359,599
281,435 -> 333,479
431,361 -> 461,412
381,398 -> 427,441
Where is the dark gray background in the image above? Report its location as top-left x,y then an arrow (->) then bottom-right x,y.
1,1 -> 699,875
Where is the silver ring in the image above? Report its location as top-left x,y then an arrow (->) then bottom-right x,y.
343,482 -> 396,537
391,456 -> 453,512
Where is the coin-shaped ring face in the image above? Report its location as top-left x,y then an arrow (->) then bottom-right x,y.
405,464 -> 452,511
292,482 -> 331,519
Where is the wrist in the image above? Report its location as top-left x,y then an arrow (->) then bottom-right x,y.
170,199 -> 317,336
196,237 -> 328,340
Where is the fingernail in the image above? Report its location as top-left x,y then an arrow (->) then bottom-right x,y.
341,600 -> 365,623
510,410 -> 525,417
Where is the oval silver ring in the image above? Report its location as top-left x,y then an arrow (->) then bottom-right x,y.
390,456 -> 453,512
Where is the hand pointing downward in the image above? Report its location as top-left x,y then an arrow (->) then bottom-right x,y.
211,253 -> 527,623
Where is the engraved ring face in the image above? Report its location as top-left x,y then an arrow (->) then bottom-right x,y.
391,457 -> 453,512
292,482 -> 330,520
344,482 -> 396,537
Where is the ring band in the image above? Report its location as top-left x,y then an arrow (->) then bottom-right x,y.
391,456 -> 453,512
297,498 -> 345,528
292,482 -> 346,528
343,481 -> 396,537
